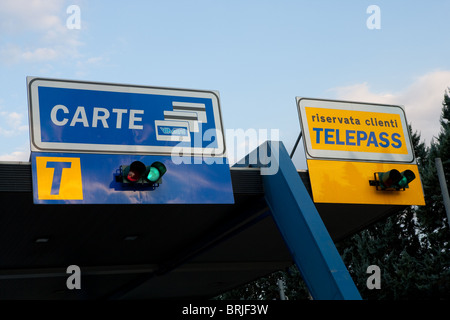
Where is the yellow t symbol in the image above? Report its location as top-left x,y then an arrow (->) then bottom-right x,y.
36,157 -> 83,200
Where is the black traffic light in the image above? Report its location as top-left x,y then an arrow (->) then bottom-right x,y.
116,161 -> 167,185
369,169 -> 416,190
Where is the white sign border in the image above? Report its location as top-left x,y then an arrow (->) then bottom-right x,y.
296,97 -> 415,163
27,77 -> 226,157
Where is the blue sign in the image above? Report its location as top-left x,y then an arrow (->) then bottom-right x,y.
27,77 -> 233,204
28,77 -> 226,157
31,152 -> 234,204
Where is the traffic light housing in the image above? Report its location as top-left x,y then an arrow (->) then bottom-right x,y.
369,169 -> 416,191
116,160 -> 167,186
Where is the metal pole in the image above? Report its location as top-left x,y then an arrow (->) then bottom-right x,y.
435,158 -> 450,229
290,132 -> 302,159
277,278 -> 286,300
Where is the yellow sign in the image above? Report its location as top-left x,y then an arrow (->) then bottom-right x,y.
305,107 -> 408,155
297,98 -> 414,163
297,98 -> 425,206
307,159 -> 425,206
35,157 -> 83,200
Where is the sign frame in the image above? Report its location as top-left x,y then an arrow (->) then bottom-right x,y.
296,97 -> 416,164
27,77 -> 227,157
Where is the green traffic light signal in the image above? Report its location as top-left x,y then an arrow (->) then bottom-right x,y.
377,169 -> 416,190
146,161 -> 167,182
401,169 -> 416,185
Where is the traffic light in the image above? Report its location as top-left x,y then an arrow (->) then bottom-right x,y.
370,169 -> 416,190
116,160 -> 167,185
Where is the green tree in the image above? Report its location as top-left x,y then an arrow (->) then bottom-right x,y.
413,91 -> 450,298
215,265 -> 310,300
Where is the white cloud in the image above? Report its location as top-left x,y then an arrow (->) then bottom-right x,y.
0,150 -> 30,162
0,0 -> 65,33
0,107 -> 28,137
0,0 -> 82,65
0,44 -> 61,64
86,56 -> 103,64
22,47 -> 59,61
6,111 -> 23,126
75,56 -> 105,77
330,70 -> 450,145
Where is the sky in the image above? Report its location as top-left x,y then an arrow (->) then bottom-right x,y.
1,0 -> 450,169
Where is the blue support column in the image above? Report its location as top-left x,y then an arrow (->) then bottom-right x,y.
238,141 -> 361,300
